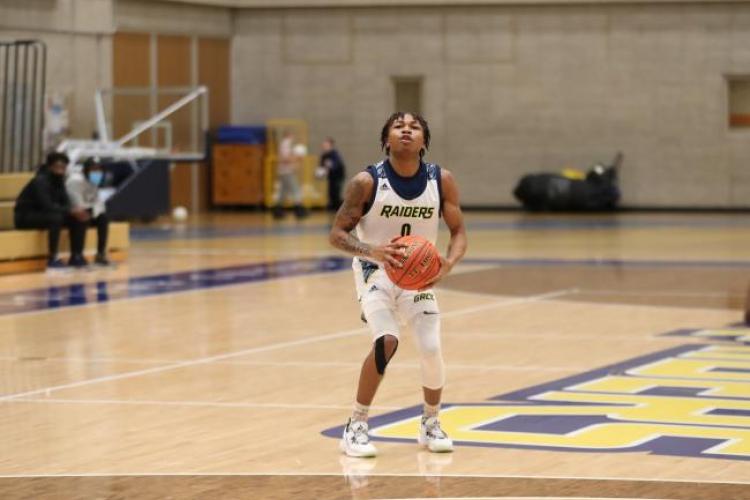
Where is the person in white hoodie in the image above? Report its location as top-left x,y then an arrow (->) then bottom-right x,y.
65,157 -> 110,266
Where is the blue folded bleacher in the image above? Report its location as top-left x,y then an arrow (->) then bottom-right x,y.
216,125 -> 267,145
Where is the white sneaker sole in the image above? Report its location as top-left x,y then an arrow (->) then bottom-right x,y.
339,439 -> 377,458
418,435 -> 454,453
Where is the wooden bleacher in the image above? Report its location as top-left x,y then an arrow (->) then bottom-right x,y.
0,173 -> 130,274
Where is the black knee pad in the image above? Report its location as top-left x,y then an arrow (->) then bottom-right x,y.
374,335 -> 398,375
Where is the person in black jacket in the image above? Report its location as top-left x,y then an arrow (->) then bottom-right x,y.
14,152 -> 90,269
319,137 -> 346,212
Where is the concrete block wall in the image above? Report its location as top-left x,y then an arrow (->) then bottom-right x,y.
0,0 -> 231,142
4,0 -> 750,207
113,0 -> 232,36
232,4 -> 750,208
0,0 -> 115,139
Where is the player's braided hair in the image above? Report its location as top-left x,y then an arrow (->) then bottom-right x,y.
380,112 -> 431,157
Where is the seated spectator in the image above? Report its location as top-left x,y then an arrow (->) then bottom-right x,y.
14,152 -> 89,269
66,157 -> 110,266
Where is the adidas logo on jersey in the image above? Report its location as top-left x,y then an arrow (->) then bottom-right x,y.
380,183 -> 390,191
369,285 -> 378,292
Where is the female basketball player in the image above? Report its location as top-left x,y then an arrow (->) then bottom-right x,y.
329,112 -> 467,457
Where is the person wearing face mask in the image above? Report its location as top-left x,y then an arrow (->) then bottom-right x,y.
65,157 -> 111,266
14,152 -> 90,270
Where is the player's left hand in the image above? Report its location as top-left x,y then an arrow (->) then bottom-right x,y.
419,255 -> 453,291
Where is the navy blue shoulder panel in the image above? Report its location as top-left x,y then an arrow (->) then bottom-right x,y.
362,164 -> 380,215
373,162 -> 387,178
426,163 -> 438,180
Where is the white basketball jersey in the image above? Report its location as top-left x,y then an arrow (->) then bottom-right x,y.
355,160 -> 442,262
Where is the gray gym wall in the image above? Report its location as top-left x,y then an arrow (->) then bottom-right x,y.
3,0 -> 749,208
232,4 -> 750,208
0,0 -> 114,140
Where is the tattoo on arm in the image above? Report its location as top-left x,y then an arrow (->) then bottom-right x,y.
330,175 -> 373,257
338,233 -> 372,257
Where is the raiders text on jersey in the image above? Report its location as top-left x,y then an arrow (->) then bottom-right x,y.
380,205 -> 435,219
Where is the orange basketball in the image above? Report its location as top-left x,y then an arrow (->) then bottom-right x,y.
385,235 -> 442,290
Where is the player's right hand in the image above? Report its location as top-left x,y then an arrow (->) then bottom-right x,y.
373,240 -> 407,268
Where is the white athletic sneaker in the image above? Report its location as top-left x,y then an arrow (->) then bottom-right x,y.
340,418 -> 378,458
418,416 -> 453,453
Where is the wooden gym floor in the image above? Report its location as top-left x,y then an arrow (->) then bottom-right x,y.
0,211 -> 747,500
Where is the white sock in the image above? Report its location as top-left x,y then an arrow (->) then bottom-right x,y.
352,401 -> 369,422
423,402 -> 440,419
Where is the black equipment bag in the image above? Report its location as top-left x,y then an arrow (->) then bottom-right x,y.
513,153 -> 623,211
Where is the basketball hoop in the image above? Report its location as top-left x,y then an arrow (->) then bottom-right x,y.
57,86 -> 209,165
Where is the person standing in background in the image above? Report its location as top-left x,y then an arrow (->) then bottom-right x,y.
66,157 -> 111,266
319,137 -> 347,212
273,130 -> 308,220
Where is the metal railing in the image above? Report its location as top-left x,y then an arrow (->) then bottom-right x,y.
0,40 -> 46,173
